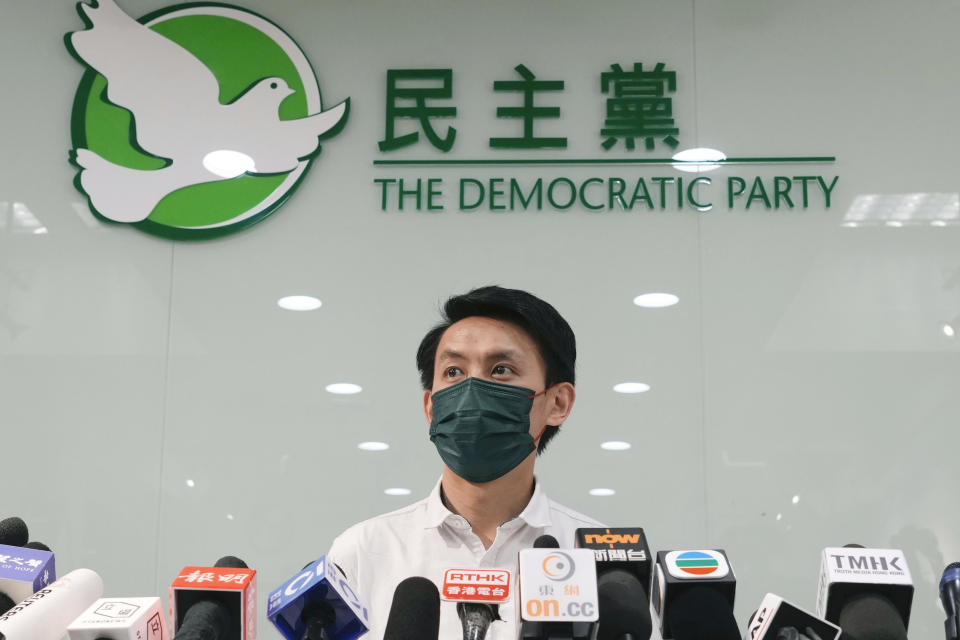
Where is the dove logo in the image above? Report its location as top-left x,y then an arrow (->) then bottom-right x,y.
67,0 -> 349,238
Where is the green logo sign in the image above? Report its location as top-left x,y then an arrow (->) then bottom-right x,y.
67,0 -> 349,239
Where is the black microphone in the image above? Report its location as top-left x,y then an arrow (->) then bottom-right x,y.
576,528 -> 652,600
596,569 -> 652,640
172,555 -> 255,640
534,534 -> 559,549
23,541 -> 52,552
941,562 -> 960,640
0,519 -> 27,547
836,592 -> 907,640
458,602 -> 497,640
651,549 -> 738,640
576,527 -> 653,639
815,545 -> 912,640
0,594 -> 12,616
383,577 -> 441,640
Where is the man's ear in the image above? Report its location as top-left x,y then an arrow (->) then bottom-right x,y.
423,389 -> 433,424
546,382 -> 575,426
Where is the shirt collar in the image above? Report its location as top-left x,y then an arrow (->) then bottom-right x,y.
423,476 -> 553,529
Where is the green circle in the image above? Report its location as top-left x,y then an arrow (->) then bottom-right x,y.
71,7 -> 318,236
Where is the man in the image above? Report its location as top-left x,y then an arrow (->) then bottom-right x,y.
328,286 -> 603,640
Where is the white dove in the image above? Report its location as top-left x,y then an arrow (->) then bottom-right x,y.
68,0 -> 348,223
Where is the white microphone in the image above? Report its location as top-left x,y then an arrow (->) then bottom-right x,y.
67,597 -> 167,640
0,568 -> 104,640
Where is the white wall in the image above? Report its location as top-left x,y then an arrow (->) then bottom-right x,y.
1,0 -> 958,636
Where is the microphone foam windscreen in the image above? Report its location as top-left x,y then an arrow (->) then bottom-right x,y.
596,569 -> 652,640
533,534 -> 559,549
23,541 -> 51,552
668,585 -> 741,640
837,592 -> 907,640
214,555 -> 248,568
383,577 -> 440,640
0,517 -> 28,547
177,599 -> 231,640
948,562 -> 960,571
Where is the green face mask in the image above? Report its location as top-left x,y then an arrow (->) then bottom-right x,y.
429,377 -> 545,483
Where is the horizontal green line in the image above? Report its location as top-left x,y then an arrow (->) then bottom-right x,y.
373,156 -> 836,166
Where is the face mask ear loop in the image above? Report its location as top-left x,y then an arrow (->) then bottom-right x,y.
532,425 -> 549,446
529,386 -> 551,446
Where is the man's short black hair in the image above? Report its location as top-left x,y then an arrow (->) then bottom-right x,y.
416,285 -> 576,454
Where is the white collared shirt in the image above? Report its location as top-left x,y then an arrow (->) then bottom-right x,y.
327,477 -> 608,640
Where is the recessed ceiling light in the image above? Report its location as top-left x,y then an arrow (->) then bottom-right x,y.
633,293 -> 679,308
944,324 -> 956,338
613,382 -> 650,394
226,514 -> 235,521
841,221 -> 859,228
776,513 -> 782,521
278,295 -> 322,311
671,147 -> 726,173
384,488 -> 411,496
185,479 -> 195,488
885,220 -> 903,228
600,441 -> 631,451
932,220 -> 947,227
792,495 -> 800,505
326,383 -> 362,395
33,227 -> 48,235
358,441 -> 390,451
589,488 -> 616,497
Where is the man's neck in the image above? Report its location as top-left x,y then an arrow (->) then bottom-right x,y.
440,459 -> 536,549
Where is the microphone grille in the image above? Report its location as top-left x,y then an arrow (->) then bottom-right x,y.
23,541 -> 51,552
383,577 -> 440,640
946,562 -> 960,571
533,534 -> 559,548
214,555 -> 248,568
0,517 -> 28,547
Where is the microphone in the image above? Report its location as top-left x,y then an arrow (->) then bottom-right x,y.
534,535 -> 559,549
517,540 -> 598,640
170,555 -> 256,640
22,542 -> 51,552
0,568 -> 104,640
576,528 -> 652,599
814,545 -> 912,639
596,569 -> 652,640
267,555 -> 370,640
0,542 -> 57,607
382,576 -> 441,640
837,592 -> 908,640
67,596 -> 167,640
458,602 -> 497,640
576,527 -> 653,639
745,593 -> 840,640
441,568 -> 511,640
0,520 -> 27,548
942,563 -> 960,640
650,549 -> 738,639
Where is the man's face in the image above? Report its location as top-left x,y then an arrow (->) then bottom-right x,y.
423,316 -> 569,441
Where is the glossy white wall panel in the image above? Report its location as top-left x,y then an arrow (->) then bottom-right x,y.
2,0 -> 958,637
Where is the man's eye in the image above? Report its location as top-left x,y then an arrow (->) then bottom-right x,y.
444,366 -> 463,378
492,365 -> 512,376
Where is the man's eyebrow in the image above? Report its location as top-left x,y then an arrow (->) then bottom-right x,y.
437,349 -> 466,361
485,349 -> 521,361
